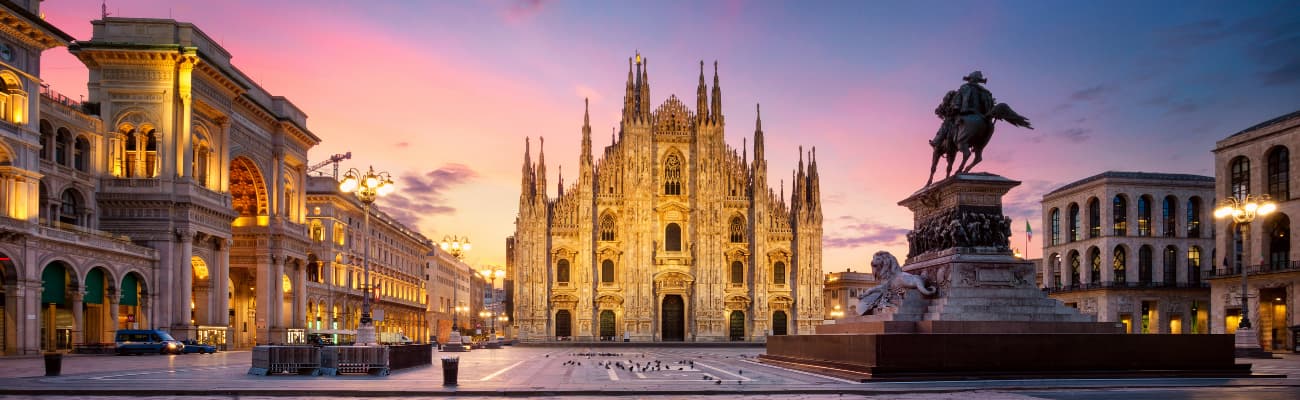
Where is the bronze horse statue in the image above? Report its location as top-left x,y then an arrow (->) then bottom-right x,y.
926,96 -> 1033,186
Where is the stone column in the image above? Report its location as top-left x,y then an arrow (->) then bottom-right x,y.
107,289 -> 120,339
176,232 -> 194,339
1101,245 -> 1114,283
215,239 -> 231,327
255,256 -> 272,344
272,255 -> 285,341
139,294 -> 151,330
294,259 -> 306,329
70,289 -> 84,346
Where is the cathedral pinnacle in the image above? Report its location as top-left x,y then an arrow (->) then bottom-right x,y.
697,60 -> 708,123
711,60 -> 722,123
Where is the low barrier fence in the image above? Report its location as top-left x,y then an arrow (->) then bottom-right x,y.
388,344 -> 434,370
250,344 -> 432,376
249,346 -> 321,375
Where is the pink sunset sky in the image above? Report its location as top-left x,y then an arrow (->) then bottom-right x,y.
36,1 -> 1300,271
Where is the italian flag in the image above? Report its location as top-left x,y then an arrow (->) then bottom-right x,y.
1025,220 -> 1032,242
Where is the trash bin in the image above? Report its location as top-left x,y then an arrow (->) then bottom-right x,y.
441,357 -> 459,386
44,353 -> 63,376
1290,325 -> 1300,353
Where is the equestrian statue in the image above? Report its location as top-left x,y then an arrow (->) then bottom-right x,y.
926,71 -> 1033,186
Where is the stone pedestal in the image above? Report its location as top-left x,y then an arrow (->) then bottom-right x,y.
357,323 -> 377,346
761,173 -> 1247,379
1234,327 -> 1273,358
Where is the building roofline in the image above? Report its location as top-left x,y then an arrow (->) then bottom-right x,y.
1043,171 -> 1214,198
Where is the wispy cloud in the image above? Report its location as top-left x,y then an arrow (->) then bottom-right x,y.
377,163 -> 479,228
824,217 -> 910,249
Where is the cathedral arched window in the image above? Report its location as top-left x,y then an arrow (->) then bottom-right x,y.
600,214 -> 616,241
730,261 -> 744,285
601,259 -> 614,283
1268,146 -> 1289,201
664,154 -> 682,195
729,216 -> 745,243
1112,195 -> 1128,236
1230,156 -> 1250,200
557,259 -> 570,283
665,223 -> 682,252
773,261 -> 786,285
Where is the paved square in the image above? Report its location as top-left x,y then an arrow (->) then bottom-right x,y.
2,346 -> 1299,399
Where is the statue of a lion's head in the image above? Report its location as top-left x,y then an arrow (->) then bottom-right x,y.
871,251 -> 902,281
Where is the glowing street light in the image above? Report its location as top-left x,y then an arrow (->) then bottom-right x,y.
1214,193 -> 1275,354
339,166 -> 394,346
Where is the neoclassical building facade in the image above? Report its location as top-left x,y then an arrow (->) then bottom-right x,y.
1040,171 -> 1215,334
1209,109 -> 1297,351
1,3 -> 327,354
512,55 -> 824,342
304,175 -> 431,345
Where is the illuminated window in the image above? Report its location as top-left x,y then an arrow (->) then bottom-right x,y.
1050,208 -> 1060,245
1186,197 -> 1202,238
1113,246 -> 1126,284
1088,197 -> 1100,238
1112,195 -> 1128,236
1137,195 -> 1152,236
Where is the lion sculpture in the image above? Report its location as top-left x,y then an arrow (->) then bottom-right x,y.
857,251 -> 937,316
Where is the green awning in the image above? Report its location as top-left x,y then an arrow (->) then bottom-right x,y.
85,268 -> 104,304
41,264 -> 66,305
121,274 -> 139,306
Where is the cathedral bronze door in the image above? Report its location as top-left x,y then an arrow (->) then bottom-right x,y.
599,310 -> 616,339
555,310 -> 572,338
661,295 -> 685,341
729,311 -> 745,341
772,311 -> 788,335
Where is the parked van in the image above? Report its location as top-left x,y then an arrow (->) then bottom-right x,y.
115,329 -> 184,355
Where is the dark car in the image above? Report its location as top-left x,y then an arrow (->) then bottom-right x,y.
179,340 -> 216,354
115,329 -> 184,355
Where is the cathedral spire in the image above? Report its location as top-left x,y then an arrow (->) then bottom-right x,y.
557,165 -> 564,197
624,57 -> 634,121
754,103 -> 765,162
634,52 -> 643,119
711,61 -> 723,123
582,98 -> 592,165
697,60 -> 708,124
537,137 -> 547,199
640,56 -> 651,119
521,137 -> 534,200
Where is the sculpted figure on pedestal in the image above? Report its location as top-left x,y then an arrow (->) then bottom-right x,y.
857,251 -> 937,315
927,71 -> 1034,186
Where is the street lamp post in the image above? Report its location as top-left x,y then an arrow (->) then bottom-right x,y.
1214,194 -> 1276,356
478,266 -> 505,337
339,166 -> 395,346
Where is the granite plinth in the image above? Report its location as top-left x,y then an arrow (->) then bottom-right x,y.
760,333 -> 1248,380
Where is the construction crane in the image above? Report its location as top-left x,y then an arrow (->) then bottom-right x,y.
308,152 -> 352,179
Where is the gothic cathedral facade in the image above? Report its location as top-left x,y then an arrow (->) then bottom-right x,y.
512,55 -> 824,342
